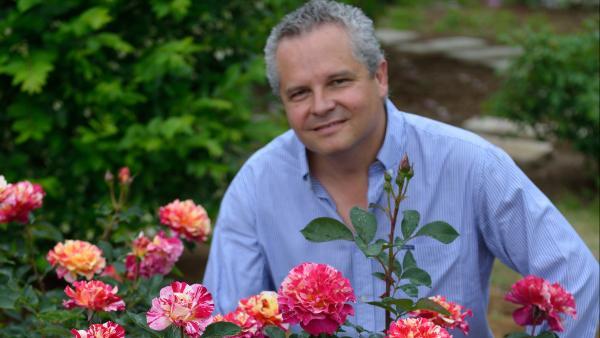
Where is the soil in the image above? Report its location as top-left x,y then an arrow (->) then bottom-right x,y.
384,46 -> 597,200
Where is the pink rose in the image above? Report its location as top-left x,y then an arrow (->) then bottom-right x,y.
0,179 -> 45,224
278,262 -> 355,335
146,281 -> 214,337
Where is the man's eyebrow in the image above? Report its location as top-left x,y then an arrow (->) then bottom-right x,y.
327,70 -> 355,79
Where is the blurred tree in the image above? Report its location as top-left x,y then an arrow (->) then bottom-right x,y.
0,0 -> 302,239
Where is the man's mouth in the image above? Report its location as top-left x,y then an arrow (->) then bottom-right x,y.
313,119 -> 347,132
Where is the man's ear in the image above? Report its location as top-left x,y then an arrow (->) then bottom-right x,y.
375,60 -> 389,98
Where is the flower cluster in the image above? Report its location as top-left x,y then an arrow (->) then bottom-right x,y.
147,281 -> 215,337
159,199 -> 211,242
387,317 -> 451,338
0,176 -> 45,224
278,262 -> 355,336
125,231 -> 183,280
215,291 -> 288,337
71,321 -> 125,338
47,240 -> 106,282
505,275 -> 576,332
64,280 -> 125,312
410,295 -> 472,334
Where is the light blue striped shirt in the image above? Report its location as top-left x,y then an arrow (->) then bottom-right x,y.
203,100 -> 598,337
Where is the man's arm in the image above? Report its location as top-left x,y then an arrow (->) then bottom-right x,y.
477,147 -> 598,336
202,165 -> 273,314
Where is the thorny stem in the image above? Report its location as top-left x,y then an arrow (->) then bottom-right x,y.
384,169 -> 412,330
24,224 -> 45,292
181,326 -> 185,338
101,183 -> 128,241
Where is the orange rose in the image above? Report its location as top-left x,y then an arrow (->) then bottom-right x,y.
47,240 -> 106,282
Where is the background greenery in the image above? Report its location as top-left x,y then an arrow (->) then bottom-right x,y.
0,0 -> 304,241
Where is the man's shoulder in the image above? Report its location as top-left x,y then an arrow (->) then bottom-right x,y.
239,129 -> 302,177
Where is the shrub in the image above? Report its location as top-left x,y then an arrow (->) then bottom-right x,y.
0,0 -> 301,239
488,24 -> 599,162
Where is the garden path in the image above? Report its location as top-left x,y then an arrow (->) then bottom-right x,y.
375,28 -> 553,167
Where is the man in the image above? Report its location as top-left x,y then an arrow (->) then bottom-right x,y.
203,1 -> 598,336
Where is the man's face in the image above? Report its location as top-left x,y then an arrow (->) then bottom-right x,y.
275,23 -> 388,158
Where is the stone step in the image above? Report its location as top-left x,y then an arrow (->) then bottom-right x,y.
375,29 -> 418,45
478,133 -> 553,166
448,46 -> 522,71
448,46 -> 523,61
394,36 -> 487,54
480,58 -> 513,72
463,116 -> 537,138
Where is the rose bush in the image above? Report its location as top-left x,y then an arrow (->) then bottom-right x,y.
0,163 -> 577,337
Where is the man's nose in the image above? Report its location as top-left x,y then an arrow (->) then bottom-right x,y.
310,90 -> 335,116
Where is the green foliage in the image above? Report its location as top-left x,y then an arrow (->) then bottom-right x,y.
488,25 -> 600,161
0,0 -> 302,241
300,158 -> 460,335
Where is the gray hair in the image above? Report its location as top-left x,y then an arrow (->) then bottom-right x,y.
264,0 -> 384,94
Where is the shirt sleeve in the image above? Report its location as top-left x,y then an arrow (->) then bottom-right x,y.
476,146 -> 599,336
202,164 -> 272,314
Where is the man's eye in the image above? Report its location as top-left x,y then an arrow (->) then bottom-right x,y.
290,90 -> 307,100
331,78 -> 349,86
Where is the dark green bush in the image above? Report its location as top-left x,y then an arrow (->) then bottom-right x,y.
489,25 -> 599,162
0,0 -> 305,239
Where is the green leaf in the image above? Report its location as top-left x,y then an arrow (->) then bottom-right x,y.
350,207 -> 377,243
413,298 -> 452,316
372,272 -> 387,281
0,51 -> 56,94
364,241 -> 384,257
403,251 -> 417,270
202,322 -> 241,337
38,309 -> 85,323
151,0 -> 191,19
60,7 -> 112,36
0,285 -> 19,309
31,223 -> 63,242
382,297 -> 414,312
401,210 -> 420,239
399,284 -> 418,298
95,33 -> 134,54
125,312 -> 162,337
301,217 -> 354,242
38,325 -> 73,336
504,333 -> 531,338
20,285 -> 39,308
263,325 -> 286,338
366,300 -> 397,315
535,332 -> 559,338
17,0 -> 42,12
401,267 -> 432,287
414,221 -> 459,244
377,251 -> 402,277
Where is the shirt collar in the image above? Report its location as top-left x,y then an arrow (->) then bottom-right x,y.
295,98 -> 406,179
376,99 -> 406,172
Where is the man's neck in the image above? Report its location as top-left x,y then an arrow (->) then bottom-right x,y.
309,108 -> 387,181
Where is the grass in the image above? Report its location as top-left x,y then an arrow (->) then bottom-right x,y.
377,2 -> 598,41
488,193 -> 599,336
